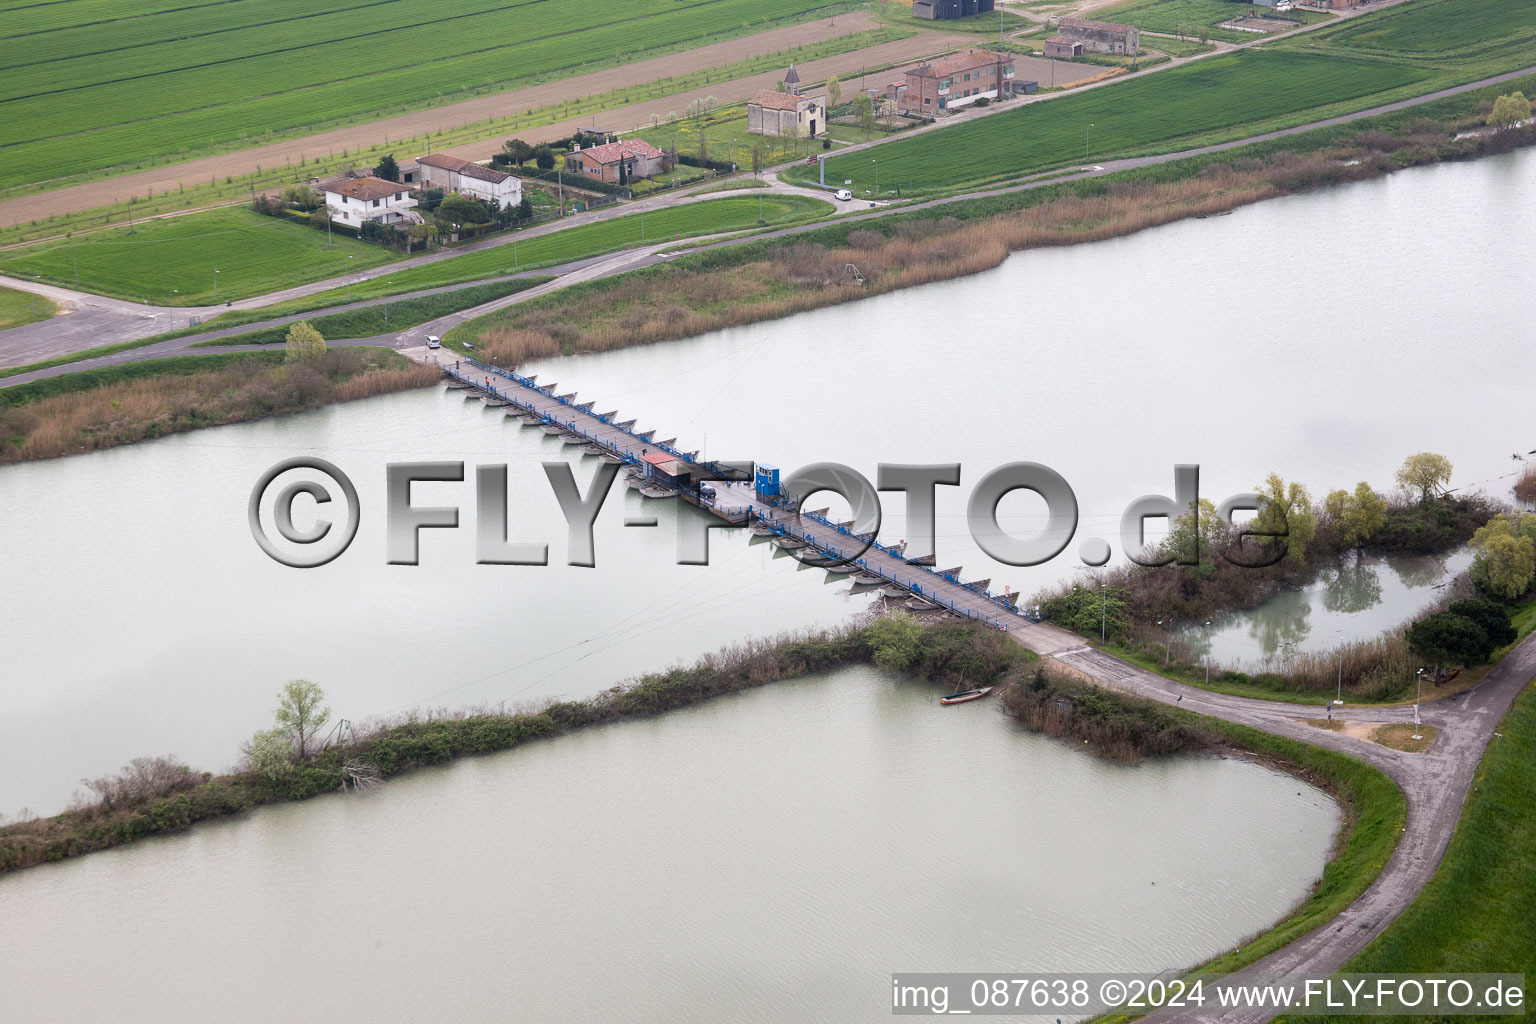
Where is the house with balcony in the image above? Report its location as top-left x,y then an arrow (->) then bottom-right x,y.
894,50 -> 1015,114
320,176 -> 417,226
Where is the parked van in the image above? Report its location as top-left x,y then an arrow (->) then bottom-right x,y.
834,188 -> 853,201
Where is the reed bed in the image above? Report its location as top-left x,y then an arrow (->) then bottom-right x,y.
0,350 -> 438,463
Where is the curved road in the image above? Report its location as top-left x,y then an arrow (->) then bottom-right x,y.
3,60 -> 1532,389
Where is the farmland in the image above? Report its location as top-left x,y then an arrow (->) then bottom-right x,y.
0,0 -> 834,194
0,208 -> 396,306
1092,0 -> 1332,45
249,194 -> 834,304
1302,0 -> 1536,70
793,50 -> 1428,196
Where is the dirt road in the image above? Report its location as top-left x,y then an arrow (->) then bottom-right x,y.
0,15 -> 964,228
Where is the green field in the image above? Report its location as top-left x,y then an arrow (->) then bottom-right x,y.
1306,0 -> 1536,63
1093,0 -> 1331,44
0,285 -> 56,329
0,208 -> 397,305
1304,679 -> 1536,1022
0,0 -> 833,194
282,194 -> 833,299
794,50 -> 1428,195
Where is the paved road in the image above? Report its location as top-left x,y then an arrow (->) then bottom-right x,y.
451,363 -> 1535,1022
6,59 -> 1530,390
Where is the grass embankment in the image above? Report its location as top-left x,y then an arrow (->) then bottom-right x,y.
791,50 -> 1430,196
0,0 -> 835,196
0,195 -> 829,316
0,619 -> 1030,874
1000,660 -> 1403,977
0,207 -> 396,305
1093,0 -> 1332,45
191,277 -> 552,347
1295,680 -> 1536,1024
0,349 -> 438,463
0,285 -> 56,329
453,82 -> 1535,361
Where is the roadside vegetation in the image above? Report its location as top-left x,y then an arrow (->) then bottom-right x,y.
193,277 -> 551,347
1298,679 -> 1536,1024
0,285 -> 56,329
0,207 -> 396,305
455,83 -> 1535,362
0,347 -> 437,463
0,0 -> 836,195
795,50 -> 1430,196
1092,0 -> 1333,45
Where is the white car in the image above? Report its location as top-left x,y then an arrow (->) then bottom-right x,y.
425,335 -> 442,349
834,188 -> 853,201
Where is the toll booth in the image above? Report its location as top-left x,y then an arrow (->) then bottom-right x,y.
755,464 -> 780,497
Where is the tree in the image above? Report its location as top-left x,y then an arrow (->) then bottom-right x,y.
502,138 -> 534,167
533,145 -> 556,170
434,193 -> 489,230
1324,481 -> 1388,552
1472,531 -> 1536,600
1164,497 -> 1226,571
854,92 -> 876,133
1248,473 -> 1316,568
1447,598 -> 1517,649
308,204 -> 333,231
867,613 -> 925,671
373,153 -> 400,182
1487,91 -> 1532,129
1395,452 -> 1453,503
516,195 -> 533,221
280,184 -> 321,211
284,321 -> 326,363
247,728 -> 295,781
274,679 -> 330,759
1406,611 -> 1494,677
825,74 -> 843,110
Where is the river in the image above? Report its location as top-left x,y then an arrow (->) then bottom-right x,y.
0,666 -> 1339,1023
2,150 -> 1531,815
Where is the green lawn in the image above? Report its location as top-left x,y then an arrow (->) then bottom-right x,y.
792,50 -> 1428,196
197,277 -> 551,346
0,207 -> 397,305
1317,0 -> 1536,59
1093,0 -> 1331,44
0,285 -> 56,329
0,0 -> 833,193
292,194 -> 833,298
1301,676 -> 1536,1022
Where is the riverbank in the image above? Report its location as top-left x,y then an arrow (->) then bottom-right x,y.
0,349 -> 438,464
0,617 -> 1395,895
451,82 -> 1535,363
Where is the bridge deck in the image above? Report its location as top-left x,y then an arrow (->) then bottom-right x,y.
446,359 -> 1031,630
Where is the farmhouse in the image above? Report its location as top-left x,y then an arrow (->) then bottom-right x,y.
747,65 -> 824,139
566,139 -> 667,183
894,50 -> 1015,114
320,176 -> 416,226
413,154 -> 522,208
1044,36 -> 1083,58
912,0 -> 995,19
1056,16 -> 1140,55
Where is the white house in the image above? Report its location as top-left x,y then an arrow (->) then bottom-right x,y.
415,153 -> 522,208
321,176 -> 417,226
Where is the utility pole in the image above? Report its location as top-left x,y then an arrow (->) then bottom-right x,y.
1086,122 -> 1094,163
73,245 -> 79,286
1100,581 -> 1107,642
1413,668 -> 1424,740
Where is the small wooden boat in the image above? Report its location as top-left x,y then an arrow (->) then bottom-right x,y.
639,485 -> 675,499
772,536 -> 807,551
749,523 -> 777,537
851,573 -> 884,586
825,563 -> 856,574
939,686 -> 993,706
540,425 -> 567,435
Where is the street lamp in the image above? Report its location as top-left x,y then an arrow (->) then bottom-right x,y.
346,255 -> 354,300
213,268 -> 219,301
1203,620 -> 1212,686
1156,619 -> 1171,667
1085,122 -> 1095,163
167,288 -> 177,327
1333,632 -> 1345,705
1099,580 -> 1107,642
1413,668 -> 1424,740
872,158 -> 879,197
